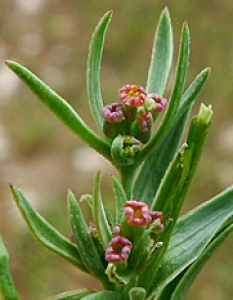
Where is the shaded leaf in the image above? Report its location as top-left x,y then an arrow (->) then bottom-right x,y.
0,234 -> 19,300
111,175 -> 127,224
81,291 -> 121,300
46,289 -> 92,300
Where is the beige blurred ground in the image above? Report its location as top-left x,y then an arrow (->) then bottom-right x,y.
0,1 -> 232,299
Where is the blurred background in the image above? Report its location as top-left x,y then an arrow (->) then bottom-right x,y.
0,0 -> 232,299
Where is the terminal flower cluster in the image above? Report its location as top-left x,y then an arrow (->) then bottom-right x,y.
101,84 -> 167,143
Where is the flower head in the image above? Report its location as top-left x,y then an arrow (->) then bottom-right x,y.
119,84 -> 147,107
105,236 -> 132,263
101,103 -> 124,123
124,200 -> 152,226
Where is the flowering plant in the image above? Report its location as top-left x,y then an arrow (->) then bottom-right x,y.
1,7 -> 233,300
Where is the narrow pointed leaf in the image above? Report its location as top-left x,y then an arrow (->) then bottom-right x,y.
136,22 -> 190,167
146,7 -> 173,96
111,175 -> 127,223
86,11 -> 113,131
67,191 -> 105,279
0,234 -> 19,300
168,224 -> 233,300
10,185 -> 87,272
46,289 -> 92,300
93,173 -> 112,249
6,60 -> 111,162
150,186 -> 233,297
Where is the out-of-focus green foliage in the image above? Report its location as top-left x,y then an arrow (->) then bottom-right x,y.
0,1 -> 232,300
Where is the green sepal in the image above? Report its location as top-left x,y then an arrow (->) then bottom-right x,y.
111,175 -> 127,224
10,185 -> 87,272
86,11 -> 113,132
67,191 -> 105,278
5,60 -> 111,162
146,7 -> 173,97
0,234 -> 19,300
129,287 -> 146,300
45,289 -> 92,300
80,290 -> 121,300
93,173 -> 112,249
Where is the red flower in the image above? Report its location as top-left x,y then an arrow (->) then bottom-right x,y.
105,236 -> 132,263
145,93 -> 167,113
119,84 -> 147,107
124,200 -> 152,226
101,103 -> 124,122
137,108 -> 153,132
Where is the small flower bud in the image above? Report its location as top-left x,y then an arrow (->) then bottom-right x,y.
111,135 -> 143,166
145,93 -> 167,114
101,103 -> 124,123
105,236 -> 132,263
119,84 -> 147,107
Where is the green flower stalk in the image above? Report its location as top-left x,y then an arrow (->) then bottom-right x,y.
0,6 -> 233,300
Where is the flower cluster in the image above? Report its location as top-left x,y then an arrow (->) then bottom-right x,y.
105,200 -> 164,264
101,84 -> 167,143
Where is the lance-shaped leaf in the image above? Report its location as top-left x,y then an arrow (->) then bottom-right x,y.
86,11 -> 113,132
81,291 -> 121,300
5,60 -> 111,162
93,173 -> 112,249
67,191 -> 106,279
0,234 -> 19,300
10,185 -> 87,272
149,186 -> 233,298
156,224 -> 233,300
46,289 -> 92,300
133,68 -> 210,204
146,7 -> 173,96
136,21 -> 190,168
111,175 -> 127,224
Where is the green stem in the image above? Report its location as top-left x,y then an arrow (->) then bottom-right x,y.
0,235 -> 19,300
120,165 -> 136,199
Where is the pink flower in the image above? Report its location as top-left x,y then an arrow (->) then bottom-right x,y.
137,108 -> 153,132
119,84 -> 147,107
124,200 -> 152,226
101,103 -> 124,122
145,93 -> 167,113
105,236 -> 132,263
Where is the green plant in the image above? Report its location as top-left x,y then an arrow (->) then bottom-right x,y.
1,7 -> 233,300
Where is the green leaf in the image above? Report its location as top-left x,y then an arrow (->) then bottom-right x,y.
81,291 -> 121,300
133,68 -> 210,204
111,175 -> 127,224
67,191 -> 105,279
86,11 -> 113,132
149,186 -> 233,298
138,104 -> 212,293
46,289 -> 92,300
5,60 -> 111,162
167,224 -> 233,300
10,185 -> 87,272
93,173 -> 112,249
146,7 -> 173,96
0,234 -> 19,300
136,21 -> 190,168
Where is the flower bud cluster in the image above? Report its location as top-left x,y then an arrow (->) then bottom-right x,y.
101,84 -> 167,143
105,200 -> 164,264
